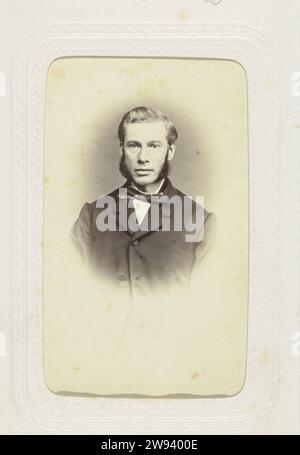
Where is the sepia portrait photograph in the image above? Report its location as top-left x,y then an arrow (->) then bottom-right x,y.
44,57 -> 248,397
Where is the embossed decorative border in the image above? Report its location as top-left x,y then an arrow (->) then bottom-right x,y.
10,23 -> 279,433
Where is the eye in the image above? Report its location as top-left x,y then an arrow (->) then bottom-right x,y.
127,142 -> 139,149
149,143 -> 160,149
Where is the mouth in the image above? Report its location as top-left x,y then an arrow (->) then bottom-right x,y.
134,169 -> 153,175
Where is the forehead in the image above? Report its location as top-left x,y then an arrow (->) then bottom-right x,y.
124,121 -> 167,141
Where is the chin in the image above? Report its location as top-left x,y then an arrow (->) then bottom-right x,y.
133,175 -> 157,186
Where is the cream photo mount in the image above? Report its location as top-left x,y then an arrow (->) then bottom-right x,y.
10,23 -> 279,433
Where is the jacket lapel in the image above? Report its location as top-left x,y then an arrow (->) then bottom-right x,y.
111,179 -> 178,240
131,179 -> 176,240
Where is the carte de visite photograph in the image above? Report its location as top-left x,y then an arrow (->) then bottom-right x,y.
44,57 -> 248,397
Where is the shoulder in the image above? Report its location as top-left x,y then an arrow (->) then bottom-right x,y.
83,185 -> 123,213
170,184 -> 211,220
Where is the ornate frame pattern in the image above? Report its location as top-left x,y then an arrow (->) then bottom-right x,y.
10,23 -> 279,433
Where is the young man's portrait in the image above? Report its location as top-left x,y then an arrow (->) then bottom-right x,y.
71,106 -> 216,296
44,58 -> 248,397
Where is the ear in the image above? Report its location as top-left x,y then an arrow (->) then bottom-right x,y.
167,144 -> 176,161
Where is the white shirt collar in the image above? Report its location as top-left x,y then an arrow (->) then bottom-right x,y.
130,178 -> 165,195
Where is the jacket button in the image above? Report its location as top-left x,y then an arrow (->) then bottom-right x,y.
132,239 -> 138,246
118,274 -> 127,281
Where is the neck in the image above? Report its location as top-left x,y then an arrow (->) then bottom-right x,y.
132,178 -> 165,194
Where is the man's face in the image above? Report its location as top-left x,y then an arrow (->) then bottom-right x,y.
121,121 -> 175,186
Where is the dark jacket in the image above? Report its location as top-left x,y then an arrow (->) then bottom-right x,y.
71,178 -> 216,296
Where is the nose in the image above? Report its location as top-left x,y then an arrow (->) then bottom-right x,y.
137,145 -> 150,163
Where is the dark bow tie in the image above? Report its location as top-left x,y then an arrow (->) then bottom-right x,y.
126,187 -> 158,203
117,186 -> 173,207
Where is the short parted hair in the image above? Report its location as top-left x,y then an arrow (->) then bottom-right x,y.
118,106 -> 178,146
